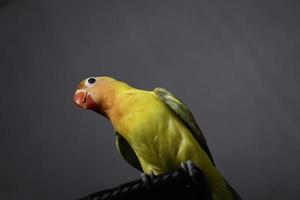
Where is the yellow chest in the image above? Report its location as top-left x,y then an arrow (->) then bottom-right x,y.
110,91 -> 206,172
108,91 -> 234,200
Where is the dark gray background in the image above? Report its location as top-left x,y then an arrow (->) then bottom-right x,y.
0,0 -> 299,199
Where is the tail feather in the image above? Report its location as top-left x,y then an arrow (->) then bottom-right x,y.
225,180 -> 242,200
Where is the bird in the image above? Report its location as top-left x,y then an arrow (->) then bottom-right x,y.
73,76 -> 241,200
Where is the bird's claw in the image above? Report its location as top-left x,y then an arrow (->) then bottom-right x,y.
181,160 -> 202,184
181,160 -> 213,199
141,172 -> 154,188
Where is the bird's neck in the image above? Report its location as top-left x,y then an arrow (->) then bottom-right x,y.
96,81 -> 131,116
105,89 -> 141,129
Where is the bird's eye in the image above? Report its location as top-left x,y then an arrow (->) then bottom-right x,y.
88,78 -> 96,84
85,77 -> 96,87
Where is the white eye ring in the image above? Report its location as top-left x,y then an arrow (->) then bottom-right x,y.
85,77 -> 96,88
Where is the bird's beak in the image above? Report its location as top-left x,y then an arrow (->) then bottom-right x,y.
73,90 -> 97,110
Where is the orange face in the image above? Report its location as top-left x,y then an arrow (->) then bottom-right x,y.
73,89 -> 97,110
73,76 -> 121,116
73,77 -> 103,110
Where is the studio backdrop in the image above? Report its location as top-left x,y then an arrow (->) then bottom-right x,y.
0,1 -> 299,200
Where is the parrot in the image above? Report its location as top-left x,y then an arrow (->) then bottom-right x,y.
73,76 -> 241,200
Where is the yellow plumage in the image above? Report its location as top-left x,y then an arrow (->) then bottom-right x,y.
109,90 -> 233,200
74,77 -> 239,200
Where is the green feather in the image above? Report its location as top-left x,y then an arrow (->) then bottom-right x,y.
115,132 -> 142,171
154,87 -> 215,166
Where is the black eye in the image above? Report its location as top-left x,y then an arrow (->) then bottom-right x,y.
88,78 -> 96,84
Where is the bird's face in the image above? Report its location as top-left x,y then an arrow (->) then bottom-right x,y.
73,77 -> 98,109
73,76 -> 117,116
74,76 -> 133,118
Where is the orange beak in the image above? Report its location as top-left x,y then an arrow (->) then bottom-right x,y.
73,90 -> 97,110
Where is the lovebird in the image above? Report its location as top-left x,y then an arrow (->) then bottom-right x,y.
73,76 -> 241,200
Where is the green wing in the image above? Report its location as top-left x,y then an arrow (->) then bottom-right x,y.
154,88 -> 216,166
115,132 -> 142,171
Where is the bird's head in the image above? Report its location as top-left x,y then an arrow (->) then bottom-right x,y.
73,76 -> 130,117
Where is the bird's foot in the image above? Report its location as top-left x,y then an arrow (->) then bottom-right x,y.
140,171 -> 154,188
180,160 -> 203,184
181,160 -> 213,199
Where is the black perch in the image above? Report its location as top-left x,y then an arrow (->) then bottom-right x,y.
78,165 -> 212,200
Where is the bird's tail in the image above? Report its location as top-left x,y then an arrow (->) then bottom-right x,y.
224,180 -> 242,200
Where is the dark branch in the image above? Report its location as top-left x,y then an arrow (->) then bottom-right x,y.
78,167 -> 212,200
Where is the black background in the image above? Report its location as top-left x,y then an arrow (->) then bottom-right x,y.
0,1 -> 299,199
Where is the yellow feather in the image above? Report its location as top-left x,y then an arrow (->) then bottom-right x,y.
75,76 -> 237,199
105,87 -> 234,200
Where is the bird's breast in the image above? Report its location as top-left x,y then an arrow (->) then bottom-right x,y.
108,91 -> 207,174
